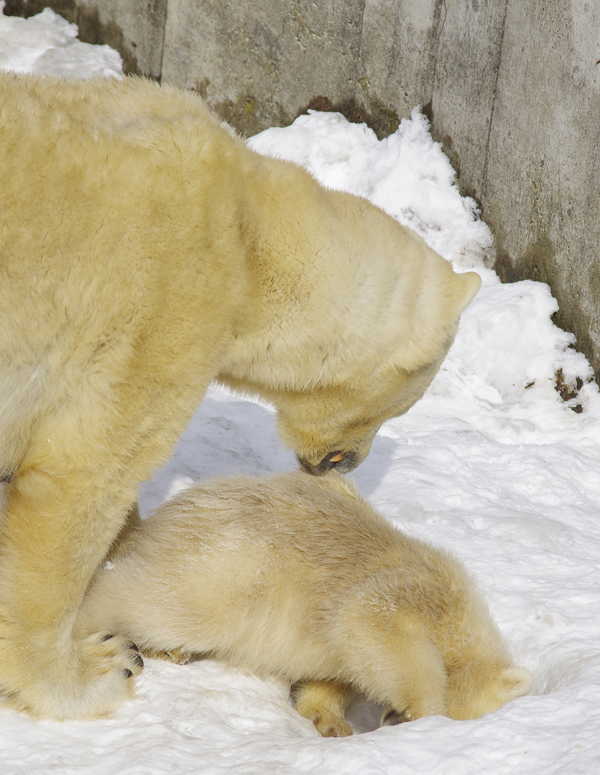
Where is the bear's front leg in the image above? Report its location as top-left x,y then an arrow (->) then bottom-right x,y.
0,466 -> 143,719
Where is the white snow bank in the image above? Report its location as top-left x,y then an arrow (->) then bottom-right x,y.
0,3 -> 122,79
248,108 -> 493,270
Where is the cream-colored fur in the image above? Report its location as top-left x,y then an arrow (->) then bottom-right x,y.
77,471 -> 532,735
0,72 -> 480,719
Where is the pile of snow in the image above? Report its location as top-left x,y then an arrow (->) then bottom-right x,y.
2,7 -> 600,774
0,3 -> 122,79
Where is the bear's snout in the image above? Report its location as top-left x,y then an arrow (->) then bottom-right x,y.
297,450 -> 357,475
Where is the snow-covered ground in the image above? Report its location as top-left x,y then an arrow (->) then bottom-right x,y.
2,7 -> 600,774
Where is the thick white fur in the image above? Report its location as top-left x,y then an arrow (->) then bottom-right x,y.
0,73 -> 480,718
77,471 -> 532,736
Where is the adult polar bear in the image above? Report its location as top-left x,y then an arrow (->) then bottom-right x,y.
0,73 -> 480,719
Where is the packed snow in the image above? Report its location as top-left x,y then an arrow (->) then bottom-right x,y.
1,7 -> 600,774
0,3 -> 122,78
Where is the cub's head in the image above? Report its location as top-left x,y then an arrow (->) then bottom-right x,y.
447,666 -> 533,721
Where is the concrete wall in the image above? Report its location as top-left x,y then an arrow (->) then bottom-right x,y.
6,0 -> 600,380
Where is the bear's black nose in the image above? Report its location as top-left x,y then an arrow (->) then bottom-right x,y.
297,450 -> 357,475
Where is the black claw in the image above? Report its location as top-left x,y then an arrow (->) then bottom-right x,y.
125,641 -> 140,652
0,686 -> 18,702
132,654 -> 144,669
100,633 -> 115,642
122,668 -> 133,679
382,708 -> 405,726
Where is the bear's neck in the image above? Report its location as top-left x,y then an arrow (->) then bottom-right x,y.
216,154 -> 380,392
216,149 -> 457,398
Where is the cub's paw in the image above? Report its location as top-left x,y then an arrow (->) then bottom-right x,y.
304,709 -> 353,738
0,632 -> 143,720
292,680 -> 354,737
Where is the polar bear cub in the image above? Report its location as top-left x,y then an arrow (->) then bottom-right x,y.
77,471 -> 532,735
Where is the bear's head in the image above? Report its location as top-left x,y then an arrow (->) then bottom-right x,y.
219,181 -> 481,475
275,353 -> 451,474
271,230 -> 481,475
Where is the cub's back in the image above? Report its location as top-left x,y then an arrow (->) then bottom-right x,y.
136,471 -> 466,604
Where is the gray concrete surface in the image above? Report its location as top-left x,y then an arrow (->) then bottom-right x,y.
5,0 -> 600,381
483,1 -> 600,384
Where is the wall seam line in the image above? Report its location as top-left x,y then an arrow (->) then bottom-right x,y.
481,0 -> 509,203
158,0 -> 169,83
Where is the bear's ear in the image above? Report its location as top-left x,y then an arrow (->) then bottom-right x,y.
495,667 -> 533,702
453,271 -> 481,313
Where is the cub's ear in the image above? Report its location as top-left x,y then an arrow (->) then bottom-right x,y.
495,667 -> 533,702
453,271 -> 482,313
